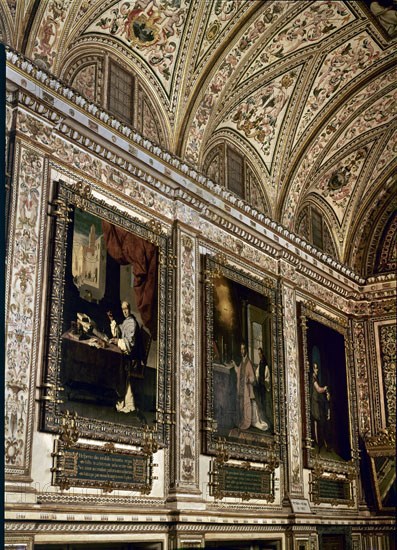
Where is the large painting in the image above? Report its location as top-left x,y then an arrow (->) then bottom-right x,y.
41,181 -> 171,445
299,304 -> 357,472
203,256 -> 282,463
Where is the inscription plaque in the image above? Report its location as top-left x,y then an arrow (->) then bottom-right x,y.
311,474 -> 353,506
210,461 -> 274,501
52,440 -> 152,493
319,479 -> 350,500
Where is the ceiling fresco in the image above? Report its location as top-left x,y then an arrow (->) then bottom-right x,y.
1,0 -> 396,267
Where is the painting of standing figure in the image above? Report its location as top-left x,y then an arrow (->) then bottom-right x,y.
304,316 -> 352,463
203,259 -> 280,462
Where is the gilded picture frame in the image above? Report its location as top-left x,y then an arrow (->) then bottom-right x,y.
203,255 -> 283,464
298,303 -> 359,489
40,180 -> 171,446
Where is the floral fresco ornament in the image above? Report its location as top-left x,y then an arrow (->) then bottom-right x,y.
230,71 -> 298,155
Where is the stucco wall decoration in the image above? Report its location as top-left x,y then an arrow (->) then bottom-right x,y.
178,233 -> 198,485
5,144 -> 47,475
294,271 -> 349,313
375,212 -> 397,274
199,221 -> 278,275
137,83 -> 167,147
71,63 -> 97,102
61,53 -> 104,104
352,320 -> 371,437
15,109 -> 174,218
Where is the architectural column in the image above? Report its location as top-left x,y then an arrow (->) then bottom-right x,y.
5,138 -> 49,480
168,221 -> 203,504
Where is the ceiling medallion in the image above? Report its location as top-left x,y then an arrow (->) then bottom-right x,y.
206,20 -> 221,42
127,14 -> 160,47
327,167 -> 351,191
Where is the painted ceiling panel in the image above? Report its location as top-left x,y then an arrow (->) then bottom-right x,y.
194,0 -> 250,71
4,0 -> 397,268
29,0 -> 74,70
282,60 -> 396,230
324,86 -> 397,161
83,0 -> 190,96
6,0 -> 17,18
184,1 -> 291,164
220,67 -> 302,172
240,0 -> 355,85
294,32 -> 386,147
312,145 -> 372,224
364,128 -> 397,196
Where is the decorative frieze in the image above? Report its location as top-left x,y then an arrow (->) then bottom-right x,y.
6,47 -> 367,286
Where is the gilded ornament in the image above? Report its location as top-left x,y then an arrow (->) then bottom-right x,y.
59,411 -> 79,447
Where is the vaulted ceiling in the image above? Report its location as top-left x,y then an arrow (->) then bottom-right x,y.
2,0 -> 396,275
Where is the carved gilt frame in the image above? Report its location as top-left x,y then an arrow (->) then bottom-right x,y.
40,179 -> 172,447
299,303 -> 359,499
203,254 -> 282,464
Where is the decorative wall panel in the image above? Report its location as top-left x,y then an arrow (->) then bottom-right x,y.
283,285 -> 303,495
352,320 -> 371,437
378,324 -> 396,428
173,228 -> 199,489
5,143 -> 48,476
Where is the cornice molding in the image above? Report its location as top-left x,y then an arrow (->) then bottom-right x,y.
6,46 -> 369,290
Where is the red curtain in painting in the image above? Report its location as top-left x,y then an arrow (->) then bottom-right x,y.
102,221 -> 158,340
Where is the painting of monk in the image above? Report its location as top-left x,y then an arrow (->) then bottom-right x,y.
211,275 -> 273,444
60,207 -> 158,427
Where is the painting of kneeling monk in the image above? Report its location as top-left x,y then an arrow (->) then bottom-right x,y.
209,272 -> 276,447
